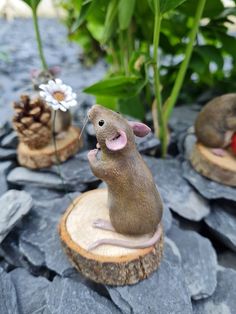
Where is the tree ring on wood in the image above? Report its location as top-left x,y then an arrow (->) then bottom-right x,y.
190,142 -> 236,186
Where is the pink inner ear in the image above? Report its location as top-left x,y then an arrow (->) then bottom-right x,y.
129,121 -> 151,137
105,130 -> 127,151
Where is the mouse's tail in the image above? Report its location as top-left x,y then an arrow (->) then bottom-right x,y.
87,224 -> 162,251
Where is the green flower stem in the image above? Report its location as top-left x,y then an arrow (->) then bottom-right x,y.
32,8 -> 48,71
163,0 -> 206,121
152,7 -> 167,156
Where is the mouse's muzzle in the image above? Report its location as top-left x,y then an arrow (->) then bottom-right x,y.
87,104 -> 103,122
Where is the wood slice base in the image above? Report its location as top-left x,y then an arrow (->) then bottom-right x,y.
190,142 -> 236,186
17,126 -> 82,169
59,189 -> 164,286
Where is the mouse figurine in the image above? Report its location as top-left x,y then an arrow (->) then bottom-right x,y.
195,94 -> 236,157
87,105 -> 163,250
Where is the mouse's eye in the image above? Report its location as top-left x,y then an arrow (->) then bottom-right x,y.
98,120 -> 104,126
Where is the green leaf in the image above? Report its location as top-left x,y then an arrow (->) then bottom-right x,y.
21,0 -> 41,10
71,1 -> 92,32
180,0 -> 224,18
118,0 -> 136,30
84,76 -> 147,98
118,95 -> 145,120
96,95 -> 118,110
160,0 -> 189,14
148,0 -> 188,14
195,45 -> 223,69
102,0 -> 118,44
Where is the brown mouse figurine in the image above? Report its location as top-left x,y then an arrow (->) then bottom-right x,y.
87,105 -> 163,250
195,94 -> 236,156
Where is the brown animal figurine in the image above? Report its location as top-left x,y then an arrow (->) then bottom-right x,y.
195,94 -> 236,157
87,105 -> 163,250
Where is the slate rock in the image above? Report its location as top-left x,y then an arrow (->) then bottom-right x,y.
19,195 -> 78,275
169,104 -> 200,134
48,152 -> 99,187
177,130 -> 196,159
7,167 -> 87,191
144,156 -> 210,221
24,186 -> 65,201
162,204 -> 173,233
1,131 -> 18,148
10,268 -> 50,314
107,239 -> 192,314
0,267 -> 19,314
0,161 -> 13,197
218,250 -> 236,270
0,232 -> 27,268
19,239 -> 45,267
168,225 -> 217,300
45,276 -> 120,314
182,161 -> 236,202
135,131 -> 160,153
0,190 -> 33,243
204,201 -> 236,252
0,147 -> 16,160
193,268 -> 236,314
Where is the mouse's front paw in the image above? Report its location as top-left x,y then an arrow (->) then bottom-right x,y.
87,149 -> 98,163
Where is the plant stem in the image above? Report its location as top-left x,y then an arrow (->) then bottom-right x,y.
163,0 -> 206,121
152,7 -> 167,156
32,8 -> 48,71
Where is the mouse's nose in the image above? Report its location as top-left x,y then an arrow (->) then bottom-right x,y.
87,104 -> 102,121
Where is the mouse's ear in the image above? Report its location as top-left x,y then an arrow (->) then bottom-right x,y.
105,130 -> 127,151
129,121 -> 151,137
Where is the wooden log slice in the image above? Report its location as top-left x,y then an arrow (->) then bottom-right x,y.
59,189 -> 164,286
17,126 -> 82,169
190,142 -> 236,186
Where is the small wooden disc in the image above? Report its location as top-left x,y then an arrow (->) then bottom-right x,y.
190,142 -> 236,186
17,126 -> 82,169
59,189 -> 164,286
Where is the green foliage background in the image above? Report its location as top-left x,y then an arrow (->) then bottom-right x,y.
58,0 -> 236,120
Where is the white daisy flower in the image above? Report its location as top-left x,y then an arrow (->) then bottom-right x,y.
39,79 -> 77,112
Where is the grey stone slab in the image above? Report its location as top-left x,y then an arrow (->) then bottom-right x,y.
0,267 -> 19,314
169,104 -> 200,134
204,202 -> 236,252
162,204 -> 172,233
0,190 -> 33,243
107,239 -> 192,314
182,161 -> 236,202
10,268 -> 50,314
19,195 -> 78,275
0,147 -> 16,160
23,186 -> 65,201
0,161 -> 14,197
168,225 -> 217,300
48,152 -> 99,186
218,250 -> 236,270
1,131 -> 18,149
193,268 -> 236,314
7,167 -> 87,191
144,157 -> 210,221
45,276 -> 120,314
19,239 -> 45,267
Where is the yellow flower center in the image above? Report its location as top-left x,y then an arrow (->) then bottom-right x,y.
53,91 -> 65,102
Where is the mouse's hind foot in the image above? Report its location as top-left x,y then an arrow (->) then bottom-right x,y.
92,219 -> 115,232
211,148 -> 226,157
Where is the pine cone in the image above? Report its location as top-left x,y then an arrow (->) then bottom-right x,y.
13,94 -> 52,149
